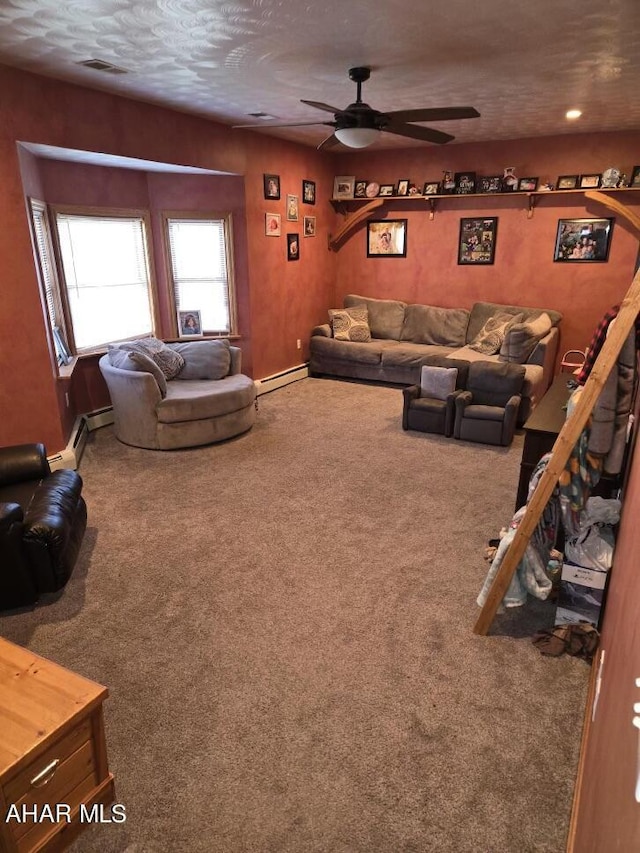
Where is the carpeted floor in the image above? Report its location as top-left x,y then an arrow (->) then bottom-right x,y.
0,378 -> 588,853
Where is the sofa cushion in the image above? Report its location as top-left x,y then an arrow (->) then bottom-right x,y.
420,365 -> 458,400
499,312 -> 553,363
112,336 -> 184,380
469,312 -> 521,355
329,305 -> 372,342
400,304 -> 470,346
107,347 -> 168,397
467,301 -> 561,344
157,374 -> 256,424
168,339 -> 231,380
344,294 -> 406,339
311,336 -> 383,365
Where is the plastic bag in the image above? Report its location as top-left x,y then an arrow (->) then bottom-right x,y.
564,497 -> 620,571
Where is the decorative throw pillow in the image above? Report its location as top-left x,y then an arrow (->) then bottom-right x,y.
420,365 -> 458,401
169,340 -> 231,380
114,337 -> 185,380
499,312 -> 553,363
107,347 -> 168,397
469,312 -> 522,355
328,306 -> 372,342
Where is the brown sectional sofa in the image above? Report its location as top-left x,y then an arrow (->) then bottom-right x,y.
310,293 -> 562,423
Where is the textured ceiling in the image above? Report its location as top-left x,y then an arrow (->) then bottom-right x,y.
1,0 -> 640,150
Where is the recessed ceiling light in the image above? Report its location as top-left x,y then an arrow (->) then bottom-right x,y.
566,109 -> 582,120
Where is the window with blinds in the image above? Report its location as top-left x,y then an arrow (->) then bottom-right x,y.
54,211 -> 155,351
165,215 -> 236,335
29,200 -> 70,365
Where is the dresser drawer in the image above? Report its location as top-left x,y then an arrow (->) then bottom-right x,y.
3,719 -> 97,847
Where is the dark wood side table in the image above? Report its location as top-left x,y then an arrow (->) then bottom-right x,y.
515,376 -> 572,510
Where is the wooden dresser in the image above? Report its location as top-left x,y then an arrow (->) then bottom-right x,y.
0,638 -> 114,853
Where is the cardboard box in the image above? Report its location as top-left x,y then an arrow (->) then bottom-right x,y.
555,560 -> 608,628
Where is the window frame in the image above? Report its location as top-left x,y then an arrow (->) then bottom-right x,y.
162,211 -> 238,338
27,198 -> 70,371
49,205 -> 159,355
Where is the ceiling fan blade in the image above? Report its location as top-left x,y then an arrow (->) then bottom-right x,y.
383,107 -> 480,123
383,122 -> 454,144
233,120 -> 334,129
317,133 -> 341,151
301,99 -> 344,115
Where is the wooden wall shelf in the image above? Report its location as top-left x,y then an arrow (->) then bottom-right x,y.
328,187 -> 640,250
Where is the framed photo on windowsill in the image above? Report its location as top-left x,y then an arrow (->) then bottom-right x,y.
178,309 -> 203,337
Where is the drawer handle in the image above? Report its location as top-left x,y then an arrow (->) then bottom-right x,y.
30,759 -> 60,788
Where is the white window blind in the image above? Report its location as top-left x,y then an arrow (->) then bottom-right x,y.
166,218 -> 233,334
55,213 -> 154,350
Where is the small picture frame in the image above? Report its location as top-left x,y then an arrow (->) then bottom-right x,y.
396,179 -> 410,196
579,174 -> 601,189
454,172 -> 476,194
379,184 -> 395,196
263,173 -> 280,200
302,179 -> 316,204
630,166 -> 640,187
287,233 -> 300,260
286,194 -> 299,221
178,309 -> 203,337
265,213 -> 281,237
518,177 -> 539,191
333,176 -> 355,199
303,216 -> 316,237
422,182 -> 440,195
354,180 -> 368,198
367,219 -> 407,257
556,175 -> 579,190
477,175 -> 503,194
458,217 -> 498,265
553,218 -> 614,262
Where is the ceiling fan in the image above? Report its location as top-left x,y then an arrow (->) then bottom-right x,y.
234,67 -> 480,150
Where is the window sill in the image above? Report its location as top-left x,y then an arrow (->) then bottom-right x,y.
57,356 -> 79,379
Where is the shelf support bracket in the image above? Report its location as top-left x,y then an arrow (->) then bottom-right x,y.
527,193 -> 537,219
427,197 -> 436,220
328,199 -> 385,251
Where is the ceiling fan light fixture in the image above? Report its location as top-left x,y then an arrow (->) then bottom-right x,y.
334,126 -> 379,148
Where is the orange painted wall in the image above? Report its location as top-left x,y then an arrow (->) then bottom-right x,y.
0,64 -> 336,452
2,61 -> 640,454
333,133 -> 640,359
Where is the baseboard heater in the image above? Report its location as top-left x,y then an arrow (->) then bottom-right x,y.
255,364 -> 308,396
47,407 -> 114,471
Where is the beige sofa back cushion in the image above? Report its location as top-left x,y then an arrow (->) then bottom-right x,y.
466,301 -> 562,345
401,304 -> 470,346
168,339 -> 231,380
344,293 -> 406,340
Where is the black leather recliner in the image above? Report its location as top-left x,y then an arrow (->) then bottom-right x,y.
0,443 -> 87,610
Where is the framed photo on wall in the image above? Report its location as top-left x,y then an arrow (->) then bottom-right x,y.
458,217 -> 498,265
263,173 -> 280,200
286,194 -> 299,221
287,233 -> 300,260
302,179 -> 316,204
303,216 -> 316,237
265,213 -> 281,236
367,219 -> 407,257
553,218 -> 614,262
178,309 -> 203,337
